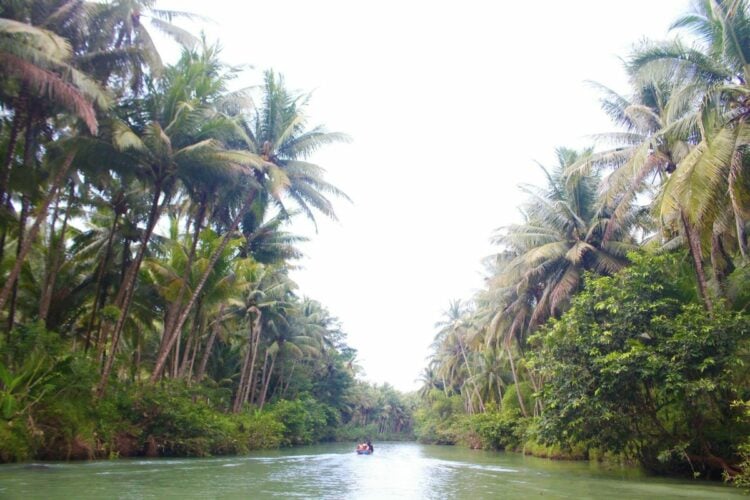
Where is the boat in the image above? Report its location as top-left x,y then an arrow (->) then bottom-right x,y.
356,449 -> 372,455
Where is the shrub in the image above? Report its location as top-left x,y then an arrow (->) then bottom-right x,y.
532,252 -> 750,477
269,396 -> 330,446
467,412 -> 529,451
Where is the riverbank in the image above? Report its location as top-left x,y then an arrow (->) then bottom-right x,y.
0,372 -> 413,463
413,407 -> 727,480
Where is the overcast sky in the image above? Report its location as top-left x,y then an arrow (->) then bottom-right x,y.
156,0 -> 689,392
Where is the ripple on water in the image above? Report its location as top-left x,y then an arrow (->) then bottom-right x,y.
0,443 -> 745,499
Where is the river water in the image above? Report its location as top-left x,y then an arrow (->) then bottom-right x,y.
0,442 -> 743,499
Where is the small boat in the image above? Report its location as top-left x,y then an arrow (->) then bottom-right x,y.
356,449 -> 372,455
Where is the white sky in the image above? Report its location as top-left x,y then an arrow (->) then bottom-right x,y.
156,0 -> 689,392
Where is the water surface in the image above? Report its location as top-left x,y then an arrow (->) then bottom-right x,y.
0,442 -> 743,499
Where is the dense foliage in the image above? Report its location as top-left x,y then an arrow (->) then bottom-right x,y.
417,0 -> 750,486
534,253 -> 749,477
0,0 -> 415,461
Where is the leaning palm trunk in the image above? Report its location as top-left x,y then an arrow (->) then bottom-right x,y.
39,184 -> 73,323
151,191 -> 256,382
457,335 -> 485,413
729,151 -> 748,262
526,365 -> 543,417
6,196 -> 28,331
243,316 -> 262,406
178,300 -> 203,379
233,307 -> 261,412
0,152 -> 75,314
280,362 -> 296,399
710,230 -> 734,295
233,336 -> 253,413
196,315 -> 222,381
680,211 -> 713,313
158,199 -> 208,368
84,209 -> 121,353
505,343 -> 528,418
0,100 -> 23,213
97,182 -> 165,396
258,352 -> 276,411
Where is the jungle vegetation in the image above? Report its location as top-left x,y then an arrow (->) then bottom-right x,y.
0,0 -> 413,461
416,0 -> 750,484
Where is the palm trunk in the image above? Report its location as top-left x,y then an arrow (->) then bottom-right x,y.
5,110 -> 37,330
196,319 -> 221,381
0,103 -> 23,272
39,184 -> 73,323
680,211 -> 713,312
0,153 -> 75,315
506,343 -> 528,418
0,109 -> 22,202
84,210 -> 121,353
133,337 -> 141,383
157,198 -> 207,368
463,386 -> 474,414
38,192 -> 62,321
457,333 -> 485,413
178,300 -> 202,379
233,307 -> 261,412
526,365 -> 542,417
253,349 -> 270,407
710,230 -> 733,297
98,181 -> 165,396
242,310 -> 262,407
150,191 -> 256,382
171,329 -> 180,378
258,352 -> 276,411
187,331 -> 199,382
177,329 -> 192,378
729,152 -> 747,262
6,195 -> 28,331
280,362 -> 296,398
233,334 -> 254,413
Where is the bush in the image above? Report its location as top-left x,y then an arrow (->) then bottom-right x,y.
0,325 -> 369,461
0,421 -> 32,462
269,396 -> 330,446
234,411 -> 284,450
500,383 -> 535,418
467,412 -> 529,451
414,392 -> 465,444
532,252 -> 750,477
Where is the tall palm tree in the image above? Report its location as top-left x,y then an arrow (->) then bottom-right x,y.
0,1 -> 110,325
609,1 -> 750,292
94,95 -> 268,395
152,70 -> 350,382
432,300 -> 486,414
240,70 -> 351,226
496,148 -> 636,333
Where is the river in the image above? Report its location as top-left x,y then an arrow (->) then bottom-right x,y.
0,442 -> 743,499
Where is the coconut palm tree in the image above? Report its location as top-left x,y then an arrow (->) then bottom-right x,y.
431,300 -> 486,414
153,70 -> 350,383
606,1 -> 750,290
0,1 -> 110,325
496,148 -> 636,333
240,70 -> 351,226
94,97 -> 269,395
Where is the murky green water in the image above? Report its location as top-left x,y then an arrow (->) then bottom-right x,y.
0,442 -> 743,499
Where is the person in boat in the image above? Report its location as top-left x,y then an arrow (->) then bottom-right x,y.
366,439 -> 373,453
356,442 -> 367,452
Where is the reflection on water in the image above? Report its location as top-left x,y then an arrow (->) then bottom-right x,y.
0,442 -> 743,499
